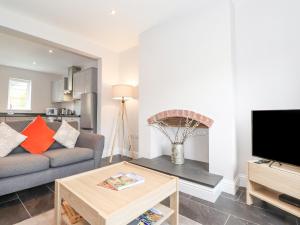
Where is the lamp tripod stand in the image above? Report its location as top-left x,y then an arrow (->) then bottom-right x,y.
109,98 -> 135,163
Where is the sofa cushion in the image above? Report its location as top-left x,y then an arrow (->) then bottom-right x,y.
6,120 -> 79,154
53,121 -> 80,149
0,153 -> 49,178
21,116 -> 55,154
0,122 -> 27,157
43,147 -> 94,167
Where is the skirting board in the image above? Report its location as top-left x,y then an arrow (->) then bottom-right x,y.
220,176 -> 240,195
179,179 -> 223,203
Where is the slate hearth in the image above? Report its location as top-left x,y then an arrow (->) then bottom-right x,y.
130,155 -> 223,188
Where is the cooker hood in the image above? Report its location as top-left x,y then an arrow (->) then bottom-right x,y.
64,66 -> 81,94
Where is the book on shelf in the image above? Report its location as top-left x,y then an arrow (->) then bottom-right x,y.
98,172 -> 144,191
128,208 -> 163,225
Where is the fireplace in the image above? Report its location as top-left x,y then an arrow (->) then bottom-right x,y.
147,109 -> 213,164
132,109 -> 224,201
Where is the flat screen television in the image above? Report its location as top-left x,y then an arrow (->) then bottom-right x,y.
252,110 -> 300,166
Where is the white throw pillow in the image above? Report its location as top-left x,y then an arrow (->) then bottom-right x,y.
53,120 -> 80,149
0,122 -> 27,157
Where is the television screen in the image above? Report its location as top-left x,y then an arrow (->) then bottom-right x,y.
252,110 -> 300,166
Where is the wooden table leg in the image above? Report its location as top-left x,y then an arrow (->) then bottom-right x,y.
55,181 -> 62,225
170,181 -> 179,225
96,215 -> 106,225
246,180 -> 254,205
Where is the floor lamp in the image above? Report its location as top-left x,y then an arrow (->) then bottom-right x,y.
109,84 -> 135,163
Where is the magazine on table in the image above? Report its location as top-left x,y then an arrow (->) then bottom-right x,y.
98,172 -> 145,191
128,208 -> 163,225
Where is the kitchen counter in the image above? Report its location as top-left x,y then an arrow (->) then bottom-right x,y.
0,113 -> 80,117
49,114 -> 80,118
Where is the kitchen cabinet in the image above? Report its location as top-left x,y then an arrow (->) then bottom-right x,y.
51,79 -> 72,103
73,71 -> 85,100
63,117 -> 80,122
73,68 -> 97,99
85,67 -> 98,93
51,80 -> 64,103
63,117 -> 80,128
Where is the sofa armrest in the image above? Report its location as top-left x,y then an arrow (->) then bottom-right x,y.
76,133 -> 105,168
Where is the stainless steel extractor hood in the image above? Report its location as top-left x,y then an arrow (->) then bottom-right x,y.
65,66 -> 81,94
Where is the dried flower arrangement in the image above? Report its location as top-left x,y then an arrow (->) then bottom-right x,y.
150,117 -> 206,144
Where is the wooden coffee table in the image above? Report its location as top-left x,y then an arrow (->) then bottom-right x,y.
55,162 -> 179,225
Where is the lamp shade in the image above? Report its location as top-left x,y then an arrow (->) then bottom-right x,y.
112,84 -> 134,100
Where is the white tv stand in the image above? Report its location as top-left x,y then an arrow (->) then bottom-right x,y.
247,160 -> 300,217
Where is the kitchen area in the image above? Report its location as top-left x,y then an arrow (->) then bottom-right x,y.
0,66 -> 98,133
49,66 -> 98,133
0,30 -> 99,133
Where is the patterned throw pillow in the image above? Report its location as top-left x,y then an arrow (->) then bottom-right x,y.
53,120 -> 80,149
0,122 -> 27,157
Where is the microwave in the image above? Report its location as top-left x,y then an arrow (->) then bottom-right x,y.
46,108 -> 58,116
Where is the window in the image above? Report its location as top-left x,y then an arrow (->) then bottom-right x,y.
7,78 -> 32,110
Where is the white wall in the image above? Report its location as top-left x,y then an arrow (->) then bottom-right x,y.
118,46 -> 139,155
119,46 -> 139,137
116,42 -> 210,162
139,1 -> 237,181
137,0 -> 300,181
0,65 -> 61,113
234,0 -> 300,175
0,6 -> 120,157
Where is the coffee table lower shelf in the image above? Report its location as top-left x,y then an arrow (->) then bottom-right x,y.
62,204 -> 174,225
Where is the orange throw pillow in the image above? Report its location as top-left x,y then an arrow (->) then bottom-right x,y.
21,115 -> 55,154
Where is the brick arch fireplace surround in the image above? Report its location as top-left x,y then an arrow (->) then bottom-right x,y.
147,109 -> 214,128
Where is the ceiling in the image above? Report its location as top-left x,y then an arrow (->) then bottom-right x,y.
0,0 -> 207,52
0,31 -> 97,75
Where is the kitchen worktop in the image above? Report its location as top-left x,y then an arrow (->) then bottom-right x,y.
0,113 -> 80,117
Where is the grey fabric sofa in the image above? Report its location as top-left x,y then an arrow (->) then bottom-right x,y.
0,120 -> 104,196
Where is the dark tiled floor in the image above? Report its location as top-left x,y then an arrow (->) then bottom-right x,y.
0,158 -> 299,225
1,184 -> 298,225
187,188 -> 299,225
18,185 -> 54,217
0,183 -> 55,225
100,155 -> 132,166
0,199 -> 30,225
